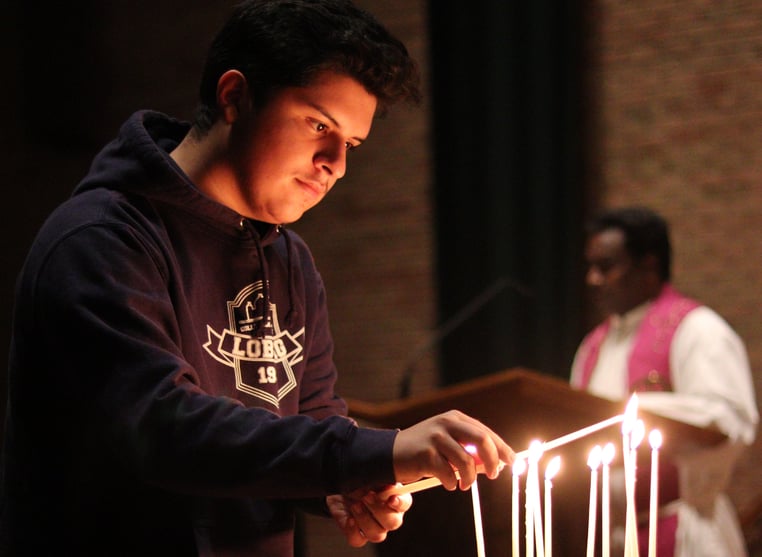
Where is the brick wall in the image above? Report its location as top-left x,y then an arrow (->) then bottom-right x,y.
291,0 -> 438,407
585,0 -> 762,542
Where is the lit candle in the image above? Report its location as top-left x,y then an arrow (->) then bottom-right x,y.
532,458 -> 545,557
626,420 -> 644,557
513,458 -> 527,557
525,440 -> 544,557
601,442 -> 616,557
648,430 -> 662,557
586,445 -> 603,557
621,395 -> 639,557
631,419 -> 645,453
621,395 -> 640,452
544,456 -> 561,557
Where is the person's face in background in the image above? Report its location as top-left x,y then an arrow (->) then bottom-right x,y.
584,227 -> 656,316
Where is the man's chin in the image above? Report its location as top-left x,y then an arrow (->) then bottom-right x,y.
590,297 -> 614,317
279,211 -> 306,226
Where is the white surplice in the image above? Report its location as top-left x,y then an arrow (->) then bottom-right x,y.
571,303 -> 759,557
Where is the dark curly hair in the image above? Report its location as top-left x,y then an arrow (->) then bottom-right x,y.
587,206 -> 672,282
193,0 -> 421,133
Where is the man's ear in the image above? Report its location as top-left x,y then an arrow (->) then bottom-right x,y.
216,70 -> 250,124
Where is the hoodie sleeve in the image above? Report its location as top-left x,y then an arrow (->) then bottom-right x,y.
20,212 -> 396,499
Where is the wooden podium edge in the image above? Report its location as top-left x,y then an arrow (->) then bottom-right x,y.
345,367 -> 726,451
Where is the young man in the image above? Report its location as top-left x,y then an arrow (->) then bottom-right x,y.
0,1 -> 513,555
571,206 -> 758,557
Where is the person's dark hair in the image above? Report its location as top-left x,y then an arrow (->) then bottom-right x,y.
193,0 -> 421,133
587,206 -> 672,282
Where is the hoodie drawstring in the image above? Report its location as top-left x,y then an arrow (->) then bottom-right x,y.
252,233 -> 271,339
246,221 -> 297,337
279,226 -> 298,326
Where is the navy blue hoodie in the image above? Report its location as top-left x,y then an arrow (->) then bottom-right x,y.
0,111 -> 397,556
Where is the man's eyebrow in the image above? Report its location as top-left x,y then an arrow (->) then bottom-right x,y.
312,103 -> 367,143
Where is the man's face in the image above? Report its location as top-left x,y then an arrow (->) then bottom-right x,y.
227,71 -> 377,224
584,228 -> 652,316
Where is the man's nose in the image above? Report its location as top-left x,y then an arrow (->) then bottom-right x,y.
314,139 -> 347,179
586,267 -> 604,286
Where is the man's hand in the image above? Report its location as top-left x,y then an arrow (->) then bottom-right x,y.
392,409 -> 514,490
327,489 -> 413,547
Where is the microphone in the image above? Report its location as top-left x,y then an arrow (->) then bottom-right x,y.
398,275 -> 533,398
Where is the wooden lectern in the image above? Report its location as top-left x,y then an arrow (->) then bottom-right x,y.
346,368 -> 725,557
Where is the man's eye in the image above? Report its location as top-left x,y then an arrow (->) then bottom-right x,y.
314,122 -> 327,132
345,142 -> 357,152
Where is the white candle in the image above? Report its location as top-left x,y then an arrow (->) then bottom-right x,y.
648,430 -> 662,557
525,440 -> 544,557
601,442 -> 616,557
513,414 -> 625,459
463,444 -> 487,557
631,419 -> 645,451
621,394 -> 639,459
532,459 -> 545,557
525,477 -> 533,557
544,456 -> 561,557
471,478 -> 486,557
621,396 -> 639,460
621,396 -> 639,557
626,420 -> 645,557
513,458 -> 527,557
586,446 -> 603,557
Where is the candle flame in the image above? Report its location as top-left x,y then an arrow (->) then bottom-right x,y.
587,445 -> 603,470
545,455 -> 561,480
621,393 -> 639,434
601,442 -> 616,465
631,419 -> 645,449
528,439 -> 544,462
464,444 -> 478,455
649,429 -> 662,449
513,458 -> 527,476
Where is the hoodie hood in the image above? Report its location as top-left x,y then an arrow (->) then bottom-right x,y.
75,110 -> 261,236
75,110 -> 293,332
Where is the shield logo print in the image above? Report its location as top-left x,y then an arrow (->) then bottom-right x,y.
204,282 -> 304,407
